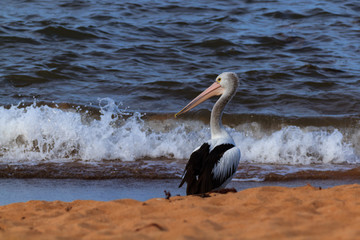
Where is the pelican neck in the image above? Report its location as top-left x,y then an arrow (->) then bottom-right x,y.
210,92 -> 231,139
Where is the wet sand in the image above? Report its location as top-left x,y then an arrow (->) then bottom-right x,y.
0,184 -> 359,239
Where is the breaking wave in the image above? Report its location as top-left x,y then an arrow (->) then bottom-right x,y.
0,99 -> 359,165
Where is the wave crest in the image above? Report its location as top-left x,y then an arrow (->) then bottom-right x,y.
0,99 -> 359,165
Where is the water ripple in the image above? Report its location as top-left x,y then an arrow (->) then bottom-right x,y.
1,0 -> 360,117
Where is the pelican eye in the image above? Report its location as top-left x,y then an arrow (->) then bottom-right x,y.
217,77 -> 222,82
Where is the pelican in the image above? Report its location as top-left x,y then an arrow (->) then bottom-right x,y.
175,72 -> 241,195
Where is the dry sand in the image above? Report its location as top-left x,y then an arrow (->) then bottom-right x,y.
0,184 -> 359,240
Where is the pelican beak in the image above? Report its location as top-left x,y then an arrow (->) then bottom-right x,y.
175,81 -> 224,118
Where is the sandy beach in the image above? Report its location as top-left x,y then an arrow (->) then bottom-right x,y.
0,184 -> 359,240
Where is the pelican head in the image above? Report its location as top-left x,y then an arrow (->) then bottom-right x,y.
175,72 -> 239,117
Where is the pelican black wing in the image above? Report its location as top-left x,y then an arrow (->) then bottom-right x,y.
178,143 -> 210,192
179,143 -> 235,195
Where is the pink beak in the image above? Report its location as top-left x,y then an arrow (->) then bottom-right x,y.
175,81 -> 224,118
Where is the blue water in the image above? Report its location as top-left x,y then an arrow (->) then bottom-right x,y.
2,0 -> 360,115
1,0 -> 360,181
2,178 -> 360,205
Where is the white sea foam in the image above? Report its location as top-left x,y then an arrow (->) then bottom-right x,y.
232,126 -> 358,165
0,99 -> 207,162
0,99 -> 359,165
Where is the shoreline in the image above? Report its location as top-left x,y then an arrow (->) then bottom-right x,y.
1,178 -> 359,205
0,183 -> 359,239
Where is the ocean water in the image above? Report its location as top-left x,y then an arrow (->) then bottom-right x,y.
1,0 -> 360,182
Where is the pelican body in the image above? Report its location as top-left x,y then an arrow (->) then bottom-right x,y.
176,72 -> 241,195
